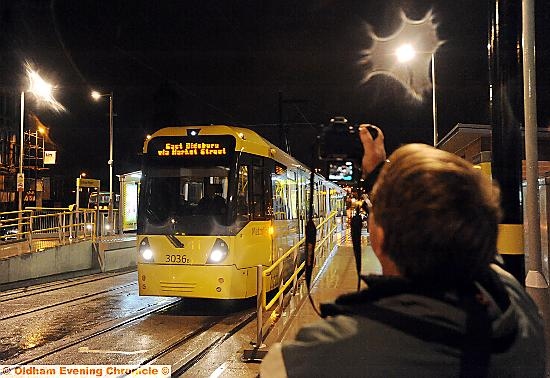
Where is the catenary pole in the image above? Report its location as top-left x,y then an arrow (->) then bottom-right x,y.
522,0 -> 547,288
432,53 -> 438,146
488,0 -> 525,283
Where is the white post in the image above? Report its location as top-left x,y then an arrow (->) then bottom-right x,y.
255,264 -> 264,348
523,0 -> 547,288
17,92 -> 25,238
76,178 -> 80,210
432,53 -> 438,147
108,93 -> 114,233
19,92 -> 24,213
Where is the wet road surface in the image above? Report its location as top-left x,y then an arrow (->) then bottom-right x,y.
0,271 -> 260,377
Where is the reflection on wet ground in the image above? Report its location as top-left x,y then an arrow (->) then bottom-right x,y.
0,272 -> 260,364
1,310 -> 82,361
0,282 -> 170,363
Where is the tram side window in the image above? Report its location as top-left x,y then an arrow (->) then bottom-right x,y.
251,165 -> 265,219
298,172 -> 307,220
319,183 -> 327,217
237,165 -> 249,221
286,170 -> 298,220
313,181 -> 322,218
272,166 -> 288,220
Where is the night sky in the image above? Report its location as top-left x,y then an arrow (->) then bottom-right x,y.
1,1 -> 550,195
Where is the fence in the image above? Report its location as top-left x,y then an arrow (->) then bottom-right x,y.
0,207 -> 121,253
243,211 -> 343,360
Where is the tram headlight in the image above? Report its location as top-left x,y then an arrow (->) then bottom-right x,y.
207,238 -> 229,264
139,237 -> 154,261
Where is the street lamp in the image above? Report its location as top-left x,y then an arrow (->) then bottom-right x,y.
396,44 -> 438,146
396,44 -> 416,63
19,66 -> 64,214
91,90 -> 114,231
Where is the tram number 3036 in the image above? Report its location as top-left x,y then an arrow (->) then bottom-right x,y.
165,254 -> 191,264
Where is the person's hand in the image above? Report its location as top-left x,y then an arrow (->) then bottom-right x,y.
358,124 -> 386,177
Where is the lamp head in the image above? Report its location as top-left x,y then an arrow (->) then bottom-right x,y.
396,43 -> 416,63
91,91 -> 102,100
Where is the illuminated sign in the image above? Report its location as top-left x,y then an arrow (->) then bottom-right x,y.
77,178 -> 101,188
147,135 -> 236,162
329,161 -> 353,181
156,142 -> 227,157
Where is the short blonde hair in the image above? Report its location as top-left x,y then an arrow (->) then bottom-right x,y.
371,144 -> 502,288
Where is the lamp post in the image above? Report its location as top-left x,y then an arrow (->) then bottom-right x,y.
91,91 -> 114,231
395,44 -> 438,146
18,92 -> 25,215
18,67 -> 63,215
431,53 -> 437,146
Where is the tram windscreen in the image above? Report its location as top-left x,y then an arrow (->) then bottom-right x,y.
138,135 -> 237,235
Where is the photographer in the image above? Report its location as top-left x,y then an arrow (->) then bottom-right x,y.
260,125 -> 545,377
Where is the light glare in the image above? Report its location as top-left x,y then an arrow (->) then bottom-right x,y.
142,248 -> 153,260
396,44 -> 416,63
25,63 -> 65,112
209,249 -> 225,263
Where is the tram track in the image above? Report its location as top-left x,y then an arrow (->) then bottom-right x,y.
0,282 -> 138,321
11,300 -> 182,365
0,271 -> 135,302
169,311 -> 256,376
10,300 -> 257,376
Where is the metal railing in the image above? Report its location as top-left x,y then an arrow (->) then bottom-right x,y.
0,207 -> 105,253
245,211 -> 342,358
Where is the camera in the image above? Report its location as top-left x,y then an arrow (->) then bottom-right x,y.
318,118 -> 363,161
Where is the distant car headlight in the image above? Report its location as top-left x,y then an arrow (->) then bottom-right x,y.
139,237 -> 154,261
207,238 -> 229,264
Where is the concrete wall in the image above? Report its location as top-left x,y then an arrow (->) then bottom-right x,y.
98,240 -> 137,272
0,241 -> 95,284
0,239 -> 138,286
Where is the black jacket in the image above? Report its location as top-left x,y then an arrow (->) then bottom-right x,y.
260,265 -> 545,377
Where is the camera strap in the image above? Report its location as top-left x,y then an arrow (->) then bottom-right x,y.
320,288 -> 516,377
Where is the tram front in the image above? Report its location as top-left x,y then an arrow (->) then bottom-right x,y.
138,130 -> 245,298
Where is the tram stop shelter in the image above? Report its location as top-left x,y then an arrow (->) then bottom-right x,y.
437,123 -> 550,283
117,171 -> 141,232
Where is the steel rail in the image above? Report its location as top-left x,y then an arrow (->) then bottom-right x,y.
0,271 -> 134,302
11,300 -> 181,365
0,282 -> 137,321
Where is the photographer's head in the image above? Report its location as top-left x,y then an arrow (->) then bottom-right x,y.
369,144 -> 502,288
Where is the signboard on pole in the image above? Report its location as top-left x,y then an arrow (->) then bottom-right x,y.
77,178 -> 100,188
16,173 -> 24,192
44,151 -> 57,164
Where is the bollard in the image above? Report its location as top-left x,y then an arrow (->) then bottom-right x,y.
242,264 -> 268,362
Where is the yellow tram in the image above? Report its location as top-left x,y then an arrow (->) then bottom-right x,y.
137,125 -> 346,299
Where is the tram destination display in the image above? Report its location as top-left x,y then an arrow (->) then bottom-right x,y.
147,135 -> 236,163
